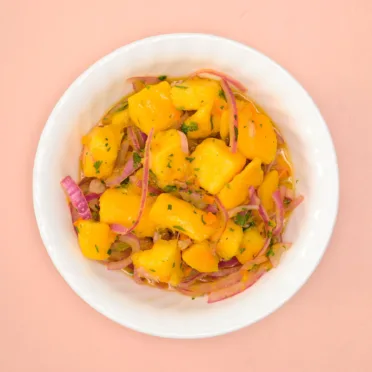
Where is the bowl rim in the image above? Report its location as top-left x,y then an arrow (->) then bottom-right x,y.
33,33 -> 339,338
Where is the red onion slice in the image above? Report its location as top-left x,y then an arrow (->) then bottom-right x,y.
212,196 -> 229,246
221,79 -> 238,153
115,140 -> 130,167
61,176 -> 92,220
241,255 -> 268,271
208,265 -> 268,303
204,204 -> 218,214
227,204 -> 259,218
105,154 -> 141,187
272,190 -> 284,236
192,69 -> 246,91
248,186 -> 270,226
178,130 -> 189,154
84,193 -> 102,202
285,195 -> 304,212
106,256 -> 133,270
256,237 -> 271,258
110,128 -> 154,235
128,126 -> 141,151
219,257 -> 240,269
273,127 -> 285,144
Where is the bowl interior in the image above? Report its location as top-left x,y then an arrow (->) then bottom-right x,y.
33,34 -> 338,338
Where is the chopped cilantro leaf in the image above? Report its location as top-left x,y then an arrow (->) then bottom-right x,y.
201,215 -> 206,225
219,89 -> 226,101
133,152 -> 142,167
185,157 -> 195,163
168,204 -> 172,210
175,85 -> 188,89
93,161 -> 103,174
173,225 -> 186,232
158,75 -> 167,81
163,185 -> 177,192
95,244 -> 99,253
239,247 -> 246,254
234,126 -> 239,139
181,122 -> 198,134
210,115 -> 214,131
107,249 -> 112,255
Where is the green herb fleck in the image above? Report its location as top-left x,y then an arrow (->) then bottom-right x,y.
163,185 -> 177,192
175,85 -> 188,89
107,147 -> 111,152
266,247 -> 275,257
95,244 -> 99,253
167,161 -> 172,169
229,228 -> 235,232
210,116 -> 214,131
181,122 -> 198,134
226,183 -> 231,189
133,152 -> 142,167
173,225 -> 186,232
168,204 -> 172,210
268,221 -> 274,227
191,297 -> 195,300
239,247 -> 246,254
75,226 -> 80,233
260,123 -> 263,128
149,192 -> 157,197
234,126 -> 239,139
172,262 -> 175,268
150,269 -> 156,272
194,168 -> 200,172
177,106 -> 185,111
284,199 -> 291,206
234,213 -> 249,226
185,157 -> 195,163
93,161 -> 103,174
158,75 -> 167,81
201,215 -> 206,225
107,249 -> 112,255
249,264 -> 259,272
219,89 -> 226,101
220,105 -> 225,110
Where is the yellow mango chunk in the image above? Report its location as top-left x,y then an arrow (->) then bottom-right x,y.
213,220 -> 244,260
217,158 -> 264,209
110,109 -> 131,138
170,78 -> 219,110
237,107 -> 277,164
132,239 -> 182,286
149,194 -> 218,242
82,126 -> 119,179
257,170 -> 279,212
99,188 -> 156,238
236,228 -> 265,264
182,102 -> 214,139
75,220 -> 115,261
191,138 -> 246,194
128,81 -> 181,135
182,241 -> 219,273
150,129 -> 190,188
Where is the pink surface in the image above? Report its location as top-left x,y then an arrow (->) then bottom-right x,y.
1,0 -> 371,370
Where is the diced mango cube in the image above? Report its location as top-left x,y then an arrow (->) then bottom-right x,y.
257,170 -> 279,212
191,138 -> 246,194
149,194 -> 218,242
212,220 -> 244,260
217,158 -> 264,209
99,188 -> 156,238
182,241 -> 219,273
181,102 -> 214,139
236,228 -> 265,264
75,220 -> 116,260
170,78 -> 219,110
128,81 -> 181,135
132,239 -> 182,285
110,109 -> 131,138
237,104 -> 277,164
150,129 -> 190,188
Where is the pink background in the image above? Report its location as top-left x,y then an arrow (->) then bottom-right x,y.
1,0 -> 371,371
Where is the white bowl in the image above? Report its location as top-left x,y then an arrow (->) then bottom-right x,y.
33,33 -> 339,338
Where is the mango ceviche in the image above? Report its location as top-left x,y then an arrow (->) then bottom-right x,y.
60,69 -> 304,303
